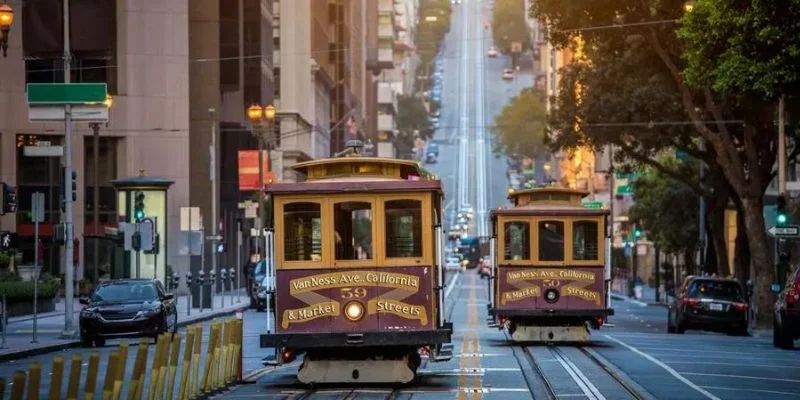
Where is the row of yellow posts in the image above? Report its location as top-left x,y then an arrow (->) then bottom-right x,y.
0,318 -> 243,400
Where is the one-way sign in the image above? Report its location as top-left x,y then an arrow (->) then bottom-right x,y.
768,225 -> 800,237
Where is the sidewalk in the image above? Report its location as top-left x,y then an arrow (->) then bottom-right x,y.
0,289 -> 250,361
610,282 -> 672,307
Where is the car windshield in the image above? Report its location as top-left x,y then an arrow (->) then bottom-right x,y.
688,280 -> 743,302
91,282 -> 158,303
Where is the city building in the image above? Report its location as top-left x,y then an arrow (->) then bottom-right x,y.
0,0 -> 275,282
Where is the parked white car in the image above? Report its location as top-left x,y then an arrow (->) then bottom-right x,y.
445,257 -> 462,271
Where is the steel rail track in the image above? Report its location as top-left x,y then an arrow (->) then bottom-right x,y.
520,346 -> 558,400
577,347 -> 648,400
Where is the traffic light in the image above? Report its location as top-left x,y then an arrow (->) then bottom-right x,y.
70,170 -> 77,201
0,182 -> 18,215
634,228 -> 642,238
777,195 -> 788,225
59,168 -> 77,211
134,192 -> 145,222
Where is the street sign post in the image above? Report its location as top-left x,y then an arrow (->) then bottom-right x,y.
31,192 -> 44,344
768,225 -> 800,237
582,201 -> 604,209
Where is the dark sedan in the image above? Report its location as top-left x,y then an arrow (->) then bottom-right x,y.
79,279 -> 178,347
668,276 -> 749,336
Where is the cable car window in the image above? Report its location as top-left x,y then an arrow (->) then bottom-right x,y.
503,222 -> 530,260
572,221 -> 599,261
385,199 -> 422,258
334,202 -> 373,260
538,221 -> 564,261
283,202 -> 322,262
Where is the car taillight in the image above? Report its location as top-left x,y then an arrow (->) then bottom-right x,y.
682,298 -> 702,307
733,303 -> 747,311
787,286 -> 799,304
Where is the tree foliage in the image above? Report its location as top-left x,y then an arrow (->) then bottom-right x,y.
415,0 -> 452,92
679,0 -> 800,98
530,0 -> 800,325
629,158 -> 700,255
491,88 -> 548,158
492,0 -> 531,52
397,94 -> 434,139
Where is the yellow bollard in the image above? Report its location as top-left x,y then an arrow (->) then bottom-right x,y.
202,323 -> 220,393
235,319 -> 244,383
222,320 -> 232,386
148,334 -> 166,400
66,355 -> 82,400
26,363 -> 41,400
47,356 -> 64,400
84,352 -> 100,400
178,326 -> 194,400
126,339 -> 149,400
115,342 -> 129,384
101,352 -> 119,400
216,321 -> 228,389
166,333 -> 181,400
10,371 -> 26,400
190,325 -> 203,399
154,334 -> 171,400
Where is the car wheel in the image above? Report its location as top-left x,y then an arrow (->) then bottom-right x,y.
80,335 -> 93,347
93,337 -> 106,347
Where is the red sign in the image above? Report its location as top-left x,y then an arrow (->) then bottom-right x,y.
238,150 -> 276,191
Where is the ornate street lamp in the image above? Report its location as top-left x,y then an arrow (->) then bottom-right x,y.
245,104 -> 277,256
264,104 -> 276,121
247,104 -> 263,122
0,3 -> 15,58
89,94 -> 113,283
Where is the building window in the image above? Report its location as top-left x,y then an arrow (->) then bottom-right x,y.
84,136 -> 118,226
538,220 -> 565,261
219,0 -> 240,88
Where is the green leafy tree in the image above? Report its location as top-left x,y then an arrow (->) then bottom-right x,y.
531,0 -> 800,326
492,0 -> 531,53
491,88 -> 548,158
414,0 -> 453,92
629,159 -> 700,269
397,94 -> 434,140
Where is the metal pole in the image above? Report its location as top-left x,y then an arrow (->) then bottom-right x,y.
91,123 -> 100,284
607,144 -> 615,302
135,223 -> 141,278
200,228 -> 205,311
1,295 -> 6,348
779,95 -> 787,195
33,198 -> 40,343
62,0 -> 76,338
257,128 -> 265,257
209,108 -> 218,311
236,220 -> 242,303
655,247 -> 661,303
698,141 -> 707,275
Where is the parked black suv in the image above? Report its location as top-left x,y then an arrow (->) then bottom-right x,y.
668,276 -> 749,336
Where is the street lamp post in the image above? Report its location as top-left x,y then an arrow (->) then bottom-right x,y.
0,3 -> 14,58
246,104 -> 276,257
88,95 -> 113,284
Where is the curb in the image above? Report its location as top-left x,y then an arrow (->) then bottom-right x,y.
0,307 -> 245,363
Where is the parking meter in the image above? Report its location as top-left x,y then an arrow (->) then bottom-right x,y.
198,270 -> 205,286
220,268 -> 227,282
198,271 -> 206,311
172,272 -> 180,291
186,271 -> 193,288
210,270 -> 217,287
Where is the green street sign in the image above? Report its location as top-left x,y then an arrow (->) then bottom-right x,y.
582,201 -> 604,209
27,83 -> 107,105
617,185 -> 634,195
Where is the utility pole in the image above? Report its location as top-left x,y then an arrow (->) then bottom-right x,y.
90,122 -> 100,283
209,108 -> 218,309
256,125 -> 265,256
62,0 -> 76,338
698,140 -> 707,276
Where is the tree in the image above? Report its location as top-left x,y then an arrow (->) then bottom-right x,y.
491,88 -> 548,158
492,0 -> 531,53
531,0 -> 798,326
414,0 -> 453,92
397,94 -> 434,140
629,158 -> 700,269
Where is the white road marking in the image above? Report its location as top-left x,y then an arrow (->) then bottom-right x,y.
699,386 -> 800,397
681,372 -> 800,383
445,271 -> 460,299
664,360 -> 800,369
605,335 -> 721,400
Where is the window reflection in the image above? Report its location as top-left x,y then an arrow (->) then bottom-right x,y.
385,200 -> 423,258
283,202 -> 322,261
504,222 -> 530,260
573,221 -> 599,261
334,202 -> 373,260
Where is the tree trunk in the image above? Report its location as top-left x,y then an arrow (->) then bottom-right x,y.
740,196 -> 775,328
708,205 -> 729,276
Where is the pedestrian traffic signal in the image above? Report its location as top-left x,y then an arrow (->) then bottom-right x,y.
634,228 -> 642,238
777,195 -> 788,225
134,192 -> 145,222
0,182 -> 17,215
70,170 -> 77,201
